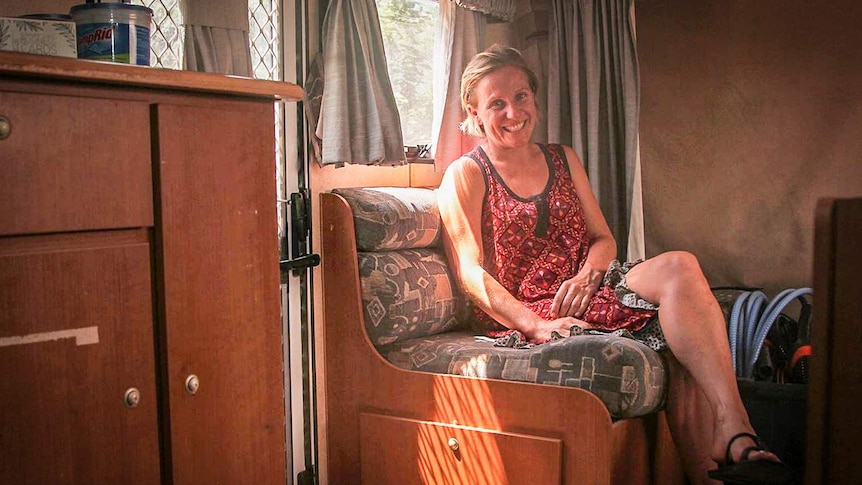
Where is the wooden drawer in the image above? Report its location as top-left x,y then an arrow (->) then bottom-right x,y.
0,230 -> 160,484
360,412 -> 563,485
0,91 -> 153,236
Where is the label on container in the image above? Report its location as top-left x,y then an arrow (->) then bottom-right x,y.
76,22 -> 149,65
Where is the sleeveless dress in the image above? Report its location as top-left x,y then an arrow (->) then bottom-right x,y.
467,143 -> 666,350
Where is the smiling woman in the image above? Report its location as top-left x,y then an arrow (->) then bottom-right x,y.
437,44 -> 796,485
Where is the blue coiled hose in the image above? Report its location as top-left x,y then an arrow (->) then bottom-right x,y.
728,287 -> 813,378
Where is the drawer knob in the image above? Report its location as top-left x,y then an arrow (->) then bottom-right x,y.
0,116 -> 10,140
185,374 -> 200,395
124,388 -> 141,408
447,437 -> 459,452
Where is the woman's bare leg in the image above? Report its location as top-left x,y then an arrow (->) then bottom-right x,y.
664,354 -> 721,484
625,251 -> 779,479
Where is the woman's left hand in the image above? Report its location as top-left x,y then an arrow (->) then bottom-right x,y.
550,266 -> 604,318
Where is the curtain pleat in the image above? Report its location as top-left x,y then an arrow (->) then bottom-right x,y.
181,0 -> 251,76
546,0 -> 642,260
628,135 -> 645,261
623,3 -> 645,261
184,26 -> 252,76
317,0 -> 405,166
431,0 -> 487,171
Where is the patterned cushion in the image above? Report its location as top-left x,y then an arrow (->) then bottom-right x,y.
358,248 -> 469,345
379,330 -> 668,419
333,187 -> 440,251
337,186 -> 670,418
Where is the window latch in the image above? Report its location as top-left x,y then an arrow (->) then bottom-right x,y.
280,189 -> 320,277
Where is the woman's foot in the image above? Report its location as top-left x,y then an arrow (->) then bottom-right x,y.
712,428 -> 780,465
709,428 -> 793,484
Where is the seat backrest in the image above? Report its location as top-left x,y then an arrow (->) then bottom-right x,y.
332,187 -> 470,346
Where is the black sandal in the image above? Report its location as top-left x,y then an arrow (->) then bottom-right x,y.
707,432 -> 795,484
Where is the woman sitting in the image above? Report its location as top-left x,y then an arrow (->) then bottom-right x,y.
436,44 -> 793,485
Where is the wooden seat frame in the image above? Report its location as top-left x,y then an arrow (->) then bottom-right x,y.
319,191 -> 685,484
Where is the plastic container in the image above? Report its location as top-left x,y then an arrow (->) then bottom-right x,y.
70,2 -> 152,65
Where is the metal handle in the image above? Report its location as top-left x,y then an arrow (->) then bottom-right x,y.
185,374 -> 200,395
447,437 -> 459,452
279,253 -> 320,272
124,388 -> 141,408
0,116 -> 10,140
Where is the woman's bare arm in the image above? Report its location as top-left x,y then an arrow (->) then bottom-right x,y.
549,145 -> 618,318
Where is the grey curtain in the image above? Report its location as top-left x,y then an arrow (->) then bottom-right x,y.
317,0 -> 405,167
546,0 -> 642,260
431,0 -> 487,171
182,0 -> 252,76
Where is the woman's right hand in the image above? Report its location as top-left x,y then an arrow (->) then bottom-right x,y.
528,316 -> 593,343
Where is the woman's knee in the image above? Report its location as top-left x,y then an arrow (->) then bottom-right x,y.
652,251 -> 709,290
654,251 -> 702,276
628,251 -> 708,302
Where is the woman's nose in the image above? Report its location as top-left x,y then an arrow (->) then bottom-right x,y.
505,103 -> 517,119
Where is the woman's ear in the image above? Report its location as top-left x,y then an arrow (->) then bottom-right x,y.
464,107 -> 480,129
469,108 -> 482,126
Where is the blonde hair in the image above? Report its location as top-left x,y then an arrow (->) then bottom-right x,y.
459,44 -> 539,138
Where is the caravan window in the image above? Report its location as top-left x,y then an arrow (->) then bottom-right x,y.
377,0 -> 439,149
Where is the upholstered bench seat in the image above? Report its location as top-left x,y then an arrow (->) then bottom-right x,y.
334,187 -> 669,419
378,330 -> 666,418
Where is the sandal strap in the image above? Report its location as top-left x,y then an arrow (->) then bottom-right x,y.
740,444 -> 765,462
724,432 -> 762,465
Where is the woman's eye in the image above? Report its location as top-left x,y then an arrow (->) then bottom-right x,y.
516,92 -> 528,102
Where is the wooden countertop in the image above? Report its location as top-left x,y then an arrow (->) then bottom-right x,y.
0,51 -> 303,102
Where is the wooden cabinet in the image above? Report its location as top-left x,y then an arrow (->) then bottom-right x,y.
154,102 -> 286,484
0,91 -> 153,235
0,52 -> 302,484
360,413 -> 563,484
0,231 -> 160,484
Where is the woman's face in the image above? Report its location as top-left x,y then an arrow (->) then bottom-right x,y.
469,65 -> 537,150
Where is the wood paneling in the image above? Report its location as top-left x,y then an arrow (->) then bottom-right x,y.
154,102 -> 285,485
0,91 -> 152,236
1,52 -> 297,484
0,230 -> 160,484
806,197 -> 862,484
0,52 -> 302,101
360,413 -> 562,485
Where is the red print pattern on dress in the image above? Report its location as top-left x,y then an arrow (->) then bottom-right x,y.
467,144 -> 656,343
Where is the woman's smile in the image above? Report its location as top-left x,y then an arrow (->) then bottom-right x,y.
504,120 -> 527,133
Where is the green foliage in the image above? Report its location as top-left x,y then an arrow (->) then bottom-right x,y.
377,0 -> 438,146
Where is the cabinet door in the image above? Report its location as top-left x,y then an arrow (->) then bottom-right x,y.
0,92 -> 153,236
0,231 -> 160,485
154,103 -> 285,484
360,413 -> 563,485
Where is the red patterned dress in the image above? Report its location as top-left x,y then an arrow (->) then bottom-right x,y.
468,143 -> 662,347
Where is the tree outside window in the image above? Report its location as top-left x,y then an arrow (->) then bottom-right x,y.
377,0 -> 438,148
